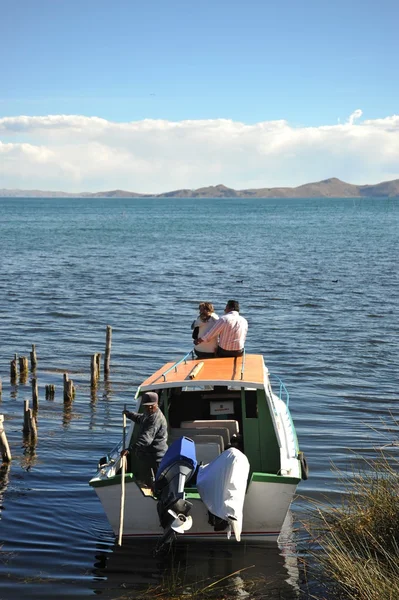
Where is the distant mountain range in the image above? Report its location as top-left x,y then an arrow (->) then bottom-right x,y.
1,177 -> 399,198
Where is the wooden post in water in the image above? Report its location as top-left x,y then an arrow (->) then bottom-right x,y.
91,354 -> 100,387
63,374 -> 75,403
45,384 -> 55,399
28,407 -> 37,438
23,400 -> 30,435
63,373 -> 69,402
0,377 -> 2,398
19,356 -> 29,383
10,355 -> 18,381
23,400 -> 37,438
0,415 -> 11,463
30,344 -> 37,370
96,353 -> 101,380
32,378 -> 39,411
19,356 -> 29,375
104,325 -> 112,376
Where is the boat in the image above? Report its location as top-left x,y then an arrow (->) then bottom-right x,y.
89,351 -> 307,545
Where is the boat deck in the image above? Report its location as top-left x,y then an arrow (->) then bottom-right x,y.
140,353 -> 267,391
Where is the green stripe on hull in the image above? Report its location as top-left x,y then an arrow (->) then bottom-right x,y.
251,472 -> 300,485
90,471 -> 300,489
90,473 -> 134,488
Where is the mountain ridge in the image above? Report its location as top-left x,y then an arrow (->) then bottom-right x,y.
1,177 -> 399,198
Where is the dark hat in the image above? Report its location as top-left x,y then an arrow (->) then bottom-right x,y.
141,391 -> 159,406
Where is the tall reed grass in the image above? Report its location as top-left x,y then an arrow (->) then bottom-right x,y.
305,450 -> 399,600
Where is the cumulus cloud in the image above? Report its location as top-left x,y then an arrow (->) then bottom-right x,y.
1,111 -> 399,192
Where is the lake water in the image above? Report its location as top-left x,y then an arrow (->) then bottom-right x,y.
0,197 -> 398,599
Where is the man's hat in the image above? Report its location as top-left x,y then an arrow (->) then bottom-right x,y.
141,392 -> 159,406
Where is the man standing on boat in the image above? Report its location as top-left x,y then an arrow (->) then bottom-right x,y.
122,392 -> 168,487
194,299 -> 248,357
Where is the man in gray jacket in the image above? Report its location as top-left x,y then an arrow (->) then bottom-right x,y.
123,391 -> 168,486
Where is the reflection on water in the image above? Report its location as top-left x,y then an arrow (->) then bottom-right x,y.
0,464 -> 10,520
91,533 -> 301,599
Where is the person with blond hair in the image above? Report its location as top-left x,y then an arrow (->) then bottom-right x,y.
191,302 -> 219,358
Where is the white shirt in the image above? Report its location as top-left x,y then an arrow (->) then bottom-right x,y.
192,312 -> 219,353
201,311 -> 248,351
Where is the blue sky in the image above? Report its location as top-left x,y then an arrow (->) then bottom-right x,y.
1,0 -> 399,192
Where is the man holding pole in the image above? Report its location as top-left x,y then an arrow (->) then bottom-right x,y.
122,392 -> 168,487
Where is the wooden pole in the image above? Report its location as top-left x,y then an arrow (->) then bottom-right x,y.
19,356 -> 29,374
28,408 -> 37,438
0,415 -> 11,463
118,406 -> 127,546
96,353 -> 101,379
45,384 -> 55,399
23,400 -> 37,438
10,355 -> 18,381
63,373 -> 69,402
104,325 -> 112,376
19,356 -> 29,384
30,344 -> 37,370
32,378 -> 39,411
91,354 -> 100,387
64,379 -> 74,403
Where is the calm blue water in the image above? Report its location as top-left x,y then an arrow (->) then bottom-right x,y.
0,197 -> 398,599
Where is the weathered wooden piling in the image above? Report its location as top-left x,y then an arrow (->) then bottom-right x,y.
30,344 -> 37,370
45,384 -> 55,399
0,415 -> 11,463
10,355 -> 18,381
32,378 -> 39,411
91,353 -> 101,387
104,325 -> 112,375
96,352 -> 101,378
63,373 -> 75,403
19,356 -> 29,375
23,400 -> 37,438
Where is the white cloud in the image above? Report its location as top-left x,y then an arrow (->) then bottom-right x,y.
1,111 -> 399,192
347,109 -> 363,125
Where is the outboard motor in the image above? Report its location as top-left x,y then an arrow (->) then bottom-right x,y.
154,436 -> 197,547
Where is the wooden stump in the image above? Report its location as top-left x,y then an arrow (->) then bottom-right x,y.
45,385 -> 55,400
10,355 -> 18,381
0,415 -> 11,463
96,353 -> 101,379
104,325 -> 112,375
63,374 -> 75,403
19,356 -> 29,374
23,400 -> 37,438
30,344 -> 37,370
91,354 -> 100,387
32,378 -> 39,411
19,356 -> 29,383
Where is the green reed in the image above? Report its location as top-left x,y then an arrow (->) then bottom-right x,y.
304,450 -> 399,600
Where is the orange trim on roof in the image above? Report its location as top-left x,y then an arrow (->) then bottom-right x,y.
140,354 -> 265,388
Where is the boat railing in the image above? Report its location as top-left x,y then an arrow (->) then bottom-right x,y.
270,374 -> 290,407
161,351 -> 194,381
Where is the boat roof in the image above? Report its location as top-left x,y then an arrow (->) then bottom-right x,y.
140,353 -> 268,391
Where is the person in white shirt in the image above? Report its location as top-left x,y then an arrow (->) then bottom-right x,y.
194,300 -> 248,357
191,302 -> 219,358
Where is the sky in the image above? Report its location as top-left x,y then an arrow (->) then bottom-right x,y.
1,0 -> 399,193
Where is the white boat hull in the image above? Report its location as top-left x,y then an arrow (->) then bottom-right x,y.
92,475 -> 298,543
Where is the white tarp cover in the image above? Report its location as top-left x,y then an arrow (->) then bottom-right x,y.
196,448 -> 250,540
